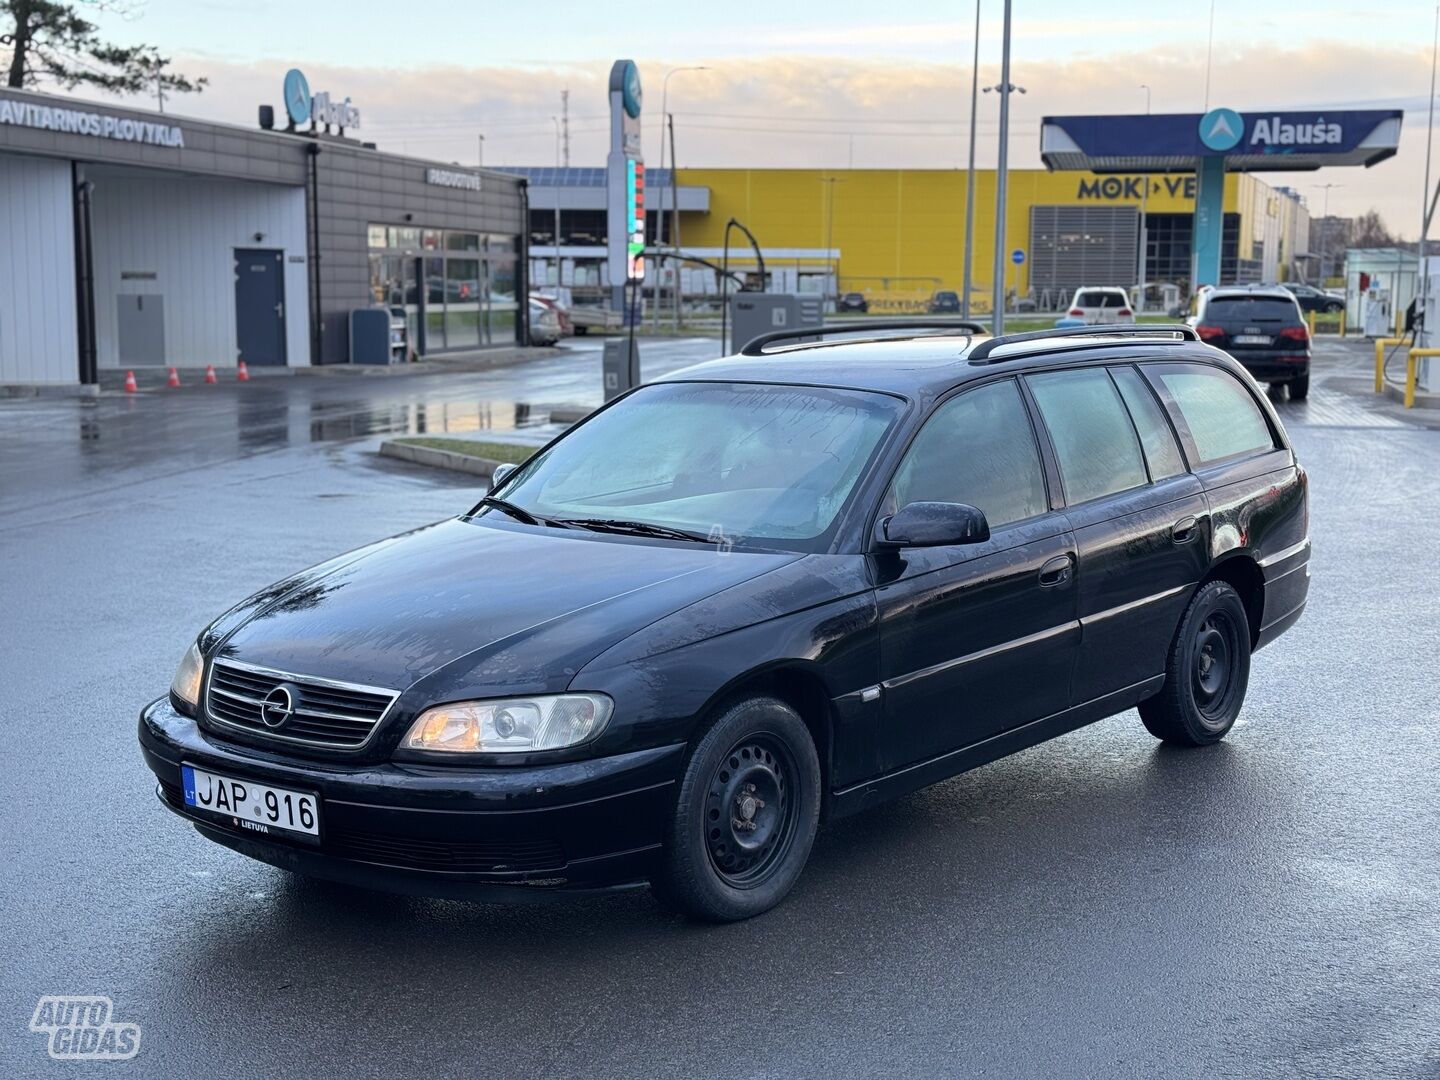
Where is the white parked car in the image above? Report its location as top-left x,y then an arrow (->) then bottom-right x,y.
1066,287 -> 1136,325
528,297 -> 563,346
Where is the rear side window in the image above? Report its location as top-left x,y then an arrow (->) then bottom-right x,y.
1028,368 -> 1148,504
890,380 -> 1048,528
1110,366 -> 1186,480
1203,296 -> 1300,323
1148,364 -> 1276,466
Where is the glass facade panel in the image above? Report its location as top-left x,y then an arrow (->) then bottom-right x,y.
445,258 -> 481,348
369,225 -> 521,351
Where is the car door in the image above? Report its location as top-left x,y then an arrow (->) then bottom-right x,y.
1024,364 -> 1210,705
870,378 -> 1079,775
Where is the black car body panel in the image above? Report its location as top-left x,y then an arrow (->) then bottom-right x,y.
141,329 -> 1309,899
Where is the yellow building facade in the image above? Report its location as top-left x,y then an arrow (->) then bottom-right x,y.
673,168 -> 1308,312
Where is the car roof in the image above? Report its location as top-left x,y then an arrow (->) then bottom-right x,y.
657,329 -> 1219,398
1205,284 -> 1296,300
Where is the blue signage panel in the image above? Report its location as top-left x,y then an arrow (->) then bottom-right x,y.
1043,109 -> 1402,161
1011,249 -> 1025,265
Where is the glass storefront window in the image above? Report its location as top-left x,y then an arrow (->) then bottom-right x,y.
488,256 -> 518,345
445,258 -> 482,348
368,225 -> 522,351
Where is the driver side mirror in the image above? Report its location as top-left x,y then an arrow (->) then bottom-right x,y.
879,501 -> 990,548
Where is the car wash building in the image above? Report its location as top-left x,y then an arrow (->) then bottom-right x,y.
0,77 -> 527,393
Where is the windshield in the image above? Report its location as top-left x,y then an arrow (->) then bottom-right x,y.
489,381 -> 902,550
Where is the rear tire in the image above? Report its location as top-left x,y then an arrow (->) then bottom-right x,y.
1290,373 -> 1310,400
1139,580 -> 1252,746
652,695 -> 821,922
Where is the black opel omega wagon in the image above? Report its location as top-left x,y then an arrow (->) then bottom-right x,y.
140,323 -> 1310,921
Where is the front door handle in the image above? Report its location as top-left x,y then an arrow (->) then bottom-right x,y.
1172,516 -> 1199,544
1038,554 -> 1073,588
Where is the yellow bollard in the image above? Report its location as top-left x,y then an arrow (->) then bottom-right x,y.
1407,348 -> 1440,408
1375,337 -> 1406,393
1307,310 -> 1315,337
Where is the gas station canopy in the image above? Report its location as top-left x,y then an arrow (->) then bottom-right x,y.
1040,109 -> 1403,174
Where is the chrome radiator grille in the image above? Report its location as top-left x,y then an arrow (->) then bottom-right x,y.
204,659 -> 398,749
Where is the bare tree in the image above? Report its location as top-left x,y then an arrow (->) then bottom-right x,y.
3,0 -> 206,101
1350,209 -> 1396,249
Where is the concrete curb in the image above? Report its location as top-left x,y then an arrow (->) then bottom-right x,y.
378,440 -> 505,478
1382,382 -> 1440,411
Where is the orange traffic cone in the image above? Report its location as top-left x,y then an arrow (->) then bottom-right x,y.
236,360 -> 250,383
123,370 -> 138,393
167,367 -> 181,388
204,364 -> 217,384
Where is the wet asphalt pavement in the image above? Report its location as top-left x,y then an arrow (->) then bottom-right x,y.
1,337 -> 1437,1078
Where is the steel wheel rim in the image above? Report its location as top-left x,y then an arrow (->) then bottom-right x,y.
704,734 -> 800,889
1192,611 -> 1240,727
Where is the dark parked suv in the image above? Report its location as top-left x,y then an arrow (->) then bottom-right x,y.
140,323 -> 1310,921
1193,285 -> 1312,399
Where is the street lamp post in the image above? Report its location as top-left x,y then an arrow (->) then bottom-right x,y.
961,0 -> 981,320
986,0 -> 1020,335
1138,84 -> 1151,312
550,117 -> 561,292
659,66 -> 709,327
1311,183 -> 1342,283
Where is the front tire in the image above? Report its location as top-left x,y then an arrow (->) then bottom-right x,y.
653,695 -> 821,922
1139,580 -> 1252,746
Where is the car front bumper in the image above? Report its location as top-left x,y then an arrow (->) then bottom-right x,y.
138,698 -> 684,900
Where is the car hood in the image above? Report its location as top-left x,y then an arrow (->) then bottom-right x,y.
212,517 -> 802,697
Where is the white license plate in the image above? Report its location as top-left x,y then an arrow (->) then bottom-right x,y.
1233,334 -> 1271,345
182,764 -> 320,839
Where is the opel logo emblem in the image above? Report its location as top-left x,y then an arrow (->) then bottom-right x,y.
261,685 -> 296,729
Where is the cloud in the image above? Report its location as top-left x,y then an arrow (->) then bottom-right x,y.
76,37 -> 1439,237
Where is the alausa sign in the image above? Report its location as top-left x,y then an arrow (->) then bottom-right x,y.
1249,116 -> 1342,147
0,98 -> 185,147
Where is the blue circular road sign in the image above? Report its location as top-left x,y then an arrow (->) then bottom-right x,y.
1011,249 -> 1026,265
1199,107 -> 1244,152
283,68 -> 311,126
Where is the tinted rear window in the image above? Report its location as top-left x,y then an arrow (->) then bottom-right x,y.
1077,291 -> 1127,308
1148,364 -> 1275,466
1204,296 -> 1299,322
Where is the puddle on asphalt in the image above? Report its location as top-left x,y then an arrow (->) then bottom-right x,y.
306,399 -> 551,442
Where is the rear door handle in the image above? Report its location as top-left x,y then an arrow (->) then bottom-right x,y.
1038,554 -> 1073,588
1172,516 -> 1199,544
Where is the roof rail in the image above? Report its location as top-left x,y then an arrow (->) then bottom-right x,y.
967,323 -> 1199,364
739,319 -> 988,357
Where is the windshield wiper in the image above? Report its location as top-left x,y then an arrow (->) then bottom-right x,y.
477,496 -> 543,526
556,517 -> 712,543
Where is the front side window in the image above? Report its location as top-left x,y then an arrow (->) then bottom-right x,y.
888,380 -> 1048,529
1147,364 -> 1276,466
495,382 -> 901,549
1028,368 -> 1148,505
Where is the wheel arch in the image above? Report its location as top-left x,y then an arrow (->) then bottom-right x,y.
1201,554 -> 1264,647
697,662 -> 836,817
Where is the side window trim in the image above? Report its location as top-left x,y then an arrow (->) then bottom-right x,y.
1021,367 -> 1150,510
1109,361 -> 1195,474
871,374 -> 1056,536
1140,360 -> 1280,470
1104,366 -> 1156,484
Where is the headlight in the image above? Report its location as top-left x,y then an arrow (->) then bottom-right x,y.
400,694 -> 612,754
170,642 -> 204,712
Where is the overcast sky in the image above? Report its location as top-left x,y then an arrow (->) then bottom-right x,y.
19,0 -> 1440,236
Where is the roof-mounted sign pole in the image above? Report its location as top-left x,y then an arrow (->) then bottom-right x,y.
606,60 -> 644,317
